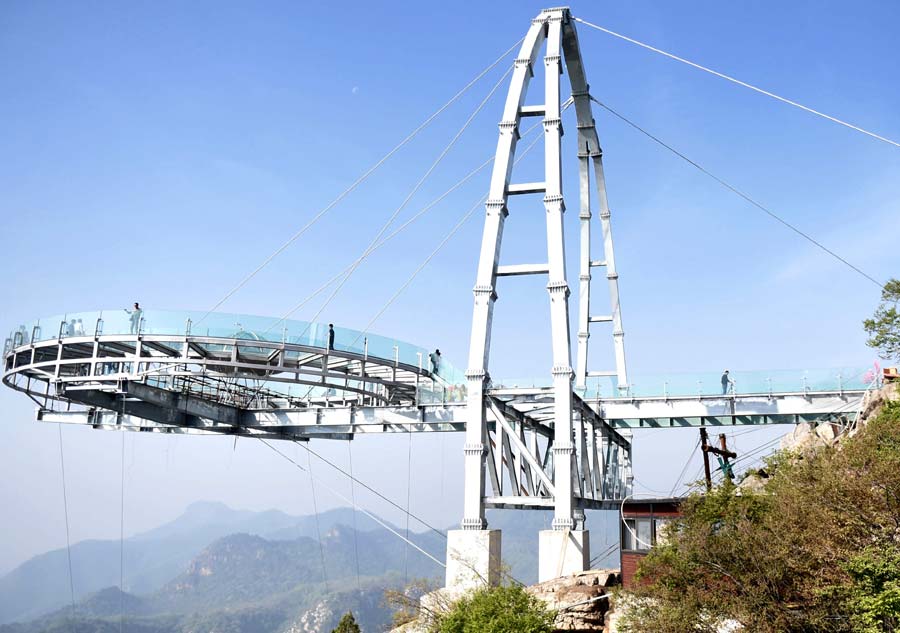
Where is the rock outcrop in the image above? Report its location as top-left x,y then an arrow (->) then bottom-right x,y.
527,569 -> 620,632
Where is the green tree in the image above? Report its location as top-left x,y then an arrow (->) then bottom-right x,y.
864,278 -> 900,363
332,611 -> 361,633
435,584 -> 555,633
620,399 -> 900,633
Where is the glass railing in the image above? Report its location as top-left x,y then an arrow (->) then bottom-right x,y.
575,366 -> 874,398
420,365 -> 874,397
4,309 -> 462,383
4,311 -> 874,400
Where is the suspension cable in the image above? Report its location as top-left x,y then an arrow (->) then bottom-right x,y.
591,97 -> 885,289
403,426 -> 413,584
574,17 -> 900,149
263,150 -> 498,334
258,438 -> 446,567
119,431 -> 125,633
57,425 -> 76,631
346,107 -> 557,347
296,441 -> 446,539
306,449 -> 328,589
195,38 -> 523,326
297,64 -> 514,338
346,440 -> 362,595
265,110 -> 552,342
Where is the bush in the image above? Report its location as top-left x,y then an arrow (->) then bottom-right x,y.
435,584 -> 555,633
621,400 -> 900,633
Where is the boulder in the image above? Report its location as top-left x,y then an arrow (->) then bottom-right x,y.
527,569 -> 620,632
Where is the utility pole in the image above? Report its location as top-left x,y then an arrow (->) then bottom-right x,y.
700,428 -> 737,491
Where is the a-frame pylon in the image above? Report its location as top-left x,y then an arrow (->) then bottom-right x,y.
447,7 -> 630,589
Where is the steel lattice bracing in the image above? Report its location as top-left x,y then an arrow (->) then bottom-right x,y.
463,7 -> 630,535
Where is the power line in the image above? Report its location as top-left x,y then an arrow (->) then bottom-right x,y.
297,64 -> 514,338
195,37 -> 524,325
574,17 -> 900,149
669,438 -> 700,497
591,97 -> 885,290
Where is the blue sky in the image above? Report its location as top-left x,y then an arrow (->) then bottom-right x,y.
1,0 -> 898,575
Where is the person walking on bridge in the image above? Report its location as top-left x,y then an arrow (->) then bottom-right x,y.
327,323 -> 335,351
721,369 -> 734,395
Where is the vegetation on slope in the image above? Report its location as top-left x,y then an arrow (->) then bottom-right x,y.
864,278 -> 900,363
620,398 -> 900,633
434,584 -> 556,633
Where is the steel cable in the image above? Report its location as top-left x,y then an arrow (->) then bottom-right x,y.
574,17 -> 900,149
57,425 -> 76,631
296,64 -> 515,339
591,97 -> 885,289
196,38 -> 524,326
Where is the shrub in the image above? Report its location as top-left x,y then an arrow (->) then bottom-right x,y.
435,584 -> 555,633
620,399 -> 900,632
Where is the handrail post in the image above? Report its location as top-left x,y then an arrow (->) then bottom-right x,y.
416,352 -> 422,406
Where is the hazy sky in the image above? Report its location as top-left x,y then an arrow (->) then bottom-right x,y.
1,0 -> 898,575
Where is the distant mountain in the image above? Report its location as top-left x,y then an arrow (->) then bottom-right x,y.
0,523 -> 435,633
0,502 -> 620,632
0,501 -> 414,625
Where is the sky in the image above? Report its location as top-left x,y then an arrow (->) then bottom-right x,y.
1,0 -> 898,576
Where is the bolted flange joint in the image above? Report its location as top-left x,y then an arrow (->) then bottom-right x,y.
485,199 -> 508,217
498,120 -> 521,139
472,284 -> 497,301
546,280 -> 570,297
465,368 -> 487,382
552,365 -> 574,379
462,517 -> 487,530
552,517 -> 576,530
464,442 -> 486,457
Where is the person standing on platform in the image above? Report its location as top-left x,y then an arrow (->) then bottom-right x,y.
328,323 -> 335,351
429,349 -> 441,376
721,369 -> 734,395
126,302 -> 143,334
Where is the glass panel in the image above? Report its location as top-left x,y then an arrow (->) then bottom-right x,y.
636,518 -> 652,551
622,519 -> 637,551
654,518 -> 671,546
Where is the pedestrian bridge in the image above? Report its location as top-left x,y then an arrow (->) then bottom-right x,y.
4,309 -> 869,517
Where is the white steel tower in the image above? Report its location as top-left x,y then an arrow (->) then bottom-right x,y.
447,6 -> 629,588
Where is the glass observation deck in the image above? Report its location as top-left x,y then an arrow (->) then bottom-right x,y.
4,310 -> 874,401
3,309 -> 467,385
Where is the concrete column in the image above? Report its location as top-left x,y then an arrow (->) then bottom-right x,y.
446,529 -> 501,590
538,529 -> 590,582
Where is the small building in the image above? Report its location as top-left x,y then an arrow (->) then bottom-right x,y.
620,497 -> 683,588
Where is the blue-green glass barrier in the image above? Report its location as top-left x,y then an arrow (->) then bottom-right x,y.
6,309 -> 465,384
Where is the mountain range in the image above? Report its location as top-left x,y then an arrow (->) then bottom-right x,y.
0,502 -> 619,632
